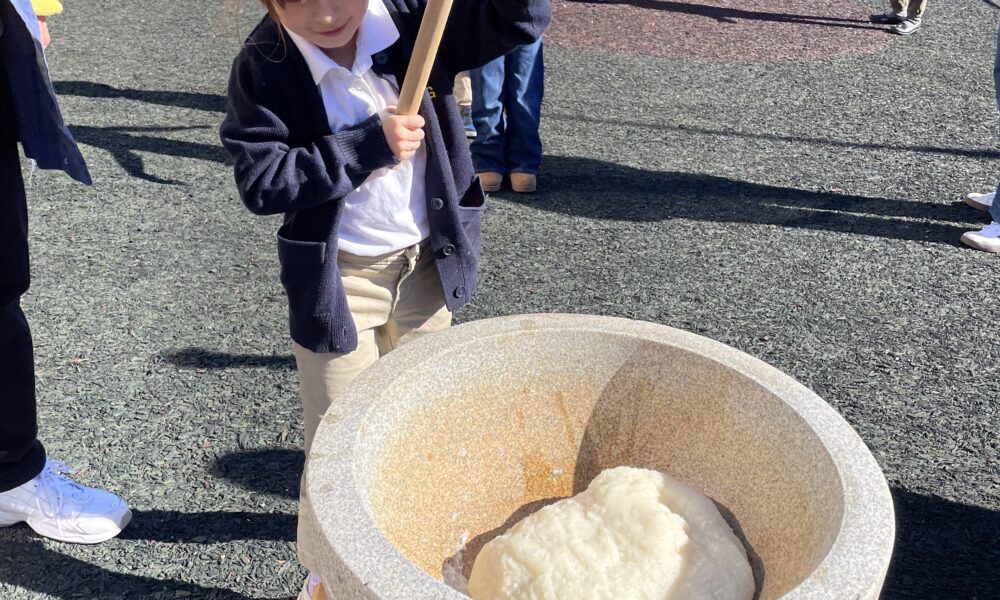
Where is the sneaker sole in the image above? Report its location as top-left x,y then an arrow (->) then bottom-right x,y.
963,197 -> 992,213
960,232 -> 1000,253
0,507 -> 133,544
892,24 -> 921,35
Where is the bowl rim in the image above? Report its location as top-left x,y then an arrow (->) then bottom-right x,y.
307,313 -> 895,599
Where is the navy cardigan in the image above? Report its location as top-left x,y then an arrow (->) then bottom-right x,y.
220,0 -> 550,353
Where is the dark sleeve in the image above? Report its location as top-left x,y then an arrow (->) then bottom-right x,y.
436,0 -> 552,75
219,51 -> 398,216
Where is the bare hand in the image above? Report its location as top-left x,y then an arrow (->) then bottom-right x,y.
380,105 -> 425,163
37,17 -> 51,49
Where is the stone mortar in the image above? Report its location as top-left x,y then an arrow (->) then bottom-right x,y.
304,314 -> 895,599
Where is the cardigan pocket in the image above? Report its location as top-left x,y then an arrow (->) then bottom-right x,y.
457,175 -> 486,244
276,228 -> 329,317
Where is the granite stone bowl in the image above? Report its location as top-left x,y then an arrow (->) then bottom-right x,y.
303,314 -> 895,599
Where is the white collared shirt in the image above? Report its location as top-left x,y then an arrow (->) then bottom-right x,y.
286,0 -> 429,257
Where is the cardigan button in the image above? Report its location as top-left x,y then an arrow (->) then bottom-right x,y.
431,197 -> 444,210
373,52 -> 389,65
453,286 -> 466,298
441,244 -> 455,257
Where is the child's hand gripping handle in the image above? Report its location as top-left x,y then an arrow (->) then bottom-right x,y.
396,0 -> 455,116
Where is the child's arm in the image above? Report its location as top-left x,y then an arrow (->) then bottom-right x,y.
220,54 -> 401,217
436,0 -> 551,75
31,0 -> 61,48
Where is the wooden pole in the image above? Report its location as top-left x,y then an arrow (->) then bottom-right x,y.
396,0 -> 455,115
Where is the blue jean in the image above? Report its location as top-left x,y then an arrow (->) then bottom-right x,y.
470,38 -> 544,175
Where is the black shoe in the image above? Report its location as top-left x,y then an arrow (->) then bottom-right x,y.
460,105 -> 476,139
870,11 -> 905,24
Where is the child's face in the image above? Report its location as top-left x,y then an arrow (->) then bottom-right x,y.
275,0 -> 368,54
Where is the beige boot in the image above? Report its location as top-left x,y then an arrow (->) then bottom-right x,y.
510,172 -> 537,193
478,171 -> 502,193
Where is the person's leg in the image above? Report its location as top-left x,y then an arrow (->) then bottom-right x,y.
0,60 -> 130,544
0,61 -> 46,494
870,0 -> 906,24
907,0 -> 927,18
470,55 -> 508,182
294,247 -> 406,589
502,39 -> 544,178
297,243 -> 448,598
960,37 -> 1000,254
890,0 -> 924,34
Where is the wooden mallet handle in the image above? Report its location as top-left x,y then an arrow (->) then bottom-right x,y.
396,0 -> 455,116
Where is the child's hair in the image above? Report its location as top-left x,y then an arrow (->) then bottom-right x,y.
257,0 -> 283,22
222,0 -> 290,59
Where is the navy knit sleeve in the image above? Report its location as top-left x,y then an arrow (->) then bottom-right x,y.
437,0 -> 552,75
219,50 -> 398,217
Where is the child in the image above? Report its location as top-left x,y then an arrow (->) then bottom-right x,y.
219,0 -> 550,597
470,38 -> 544,193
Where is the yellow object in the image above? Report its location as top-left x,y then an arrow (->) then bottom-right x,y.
31,0 -> 64,17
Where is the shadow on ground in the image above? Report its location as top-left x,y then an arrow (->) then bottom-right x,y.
70,124 -> 227,185
577,0 -> 881,31
0,529 -> 286,600
883,488 -> 1000,599
54,81 -> 226,113
213,448 -> 304,500
503,155 -> 977,245
161,348 -> 296,370
118,509 -> 295,544
548,113 -> 1000,161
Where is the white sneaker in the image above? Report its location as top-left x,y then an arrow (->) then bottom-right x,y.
964,191 -> 995,212
961,221 -> 1000,253
892,16 -> 922,35
0,460 -> 131,543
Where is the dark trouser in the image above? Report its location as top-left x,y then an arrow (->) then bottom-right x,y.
993,24 -> 1000,224
0,56 -> 45,493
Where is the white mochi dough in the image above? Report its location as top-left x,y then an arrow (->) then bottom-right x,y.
467,466 -> 754,600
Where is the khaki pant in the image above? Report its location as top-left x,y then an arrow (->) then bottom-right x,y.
294,241 -> 451,573
890,0 -> 927,17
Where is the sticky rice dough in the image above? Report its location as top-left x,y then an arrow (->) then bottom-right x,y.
468,466 -> 754,600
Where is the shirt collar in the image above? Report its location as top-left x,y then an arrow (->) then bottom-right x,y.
286,0 -> 399,83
